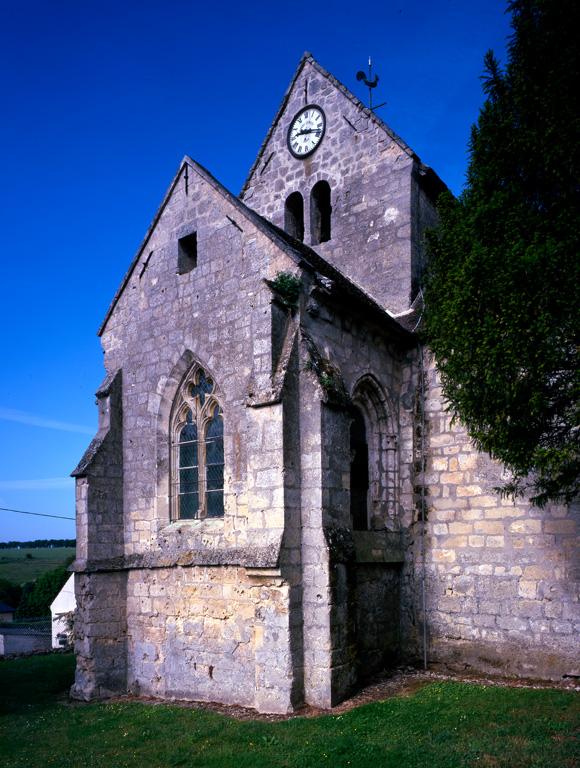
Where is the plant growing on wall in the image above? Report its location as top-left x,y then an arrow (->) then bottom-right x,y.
268,271 -> 301,308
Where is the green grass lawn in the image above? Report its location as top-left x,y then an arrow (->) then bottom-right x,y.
0,547 -> 75,585
0,654 -> 578,768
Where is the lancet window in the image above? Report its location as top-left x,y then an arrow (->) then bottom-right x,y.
350,406 -> 370,530
171,366 -> 224,520
310,180 -> 331,245
284,191 -> 305,241
350,377 -> 398,530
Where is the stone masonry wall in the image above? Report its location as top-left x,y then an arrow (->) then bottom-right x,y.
354,564 -> 401,680
71,371 -> 127,701
418,353 -> 580,679
126,565 -> 295,712
242,58 -> 419,315
297,274 -> 414,704
100,162 -> 297,555
279,340 -> 306,709
72,571 -> 128,700
72,161 -> 309,711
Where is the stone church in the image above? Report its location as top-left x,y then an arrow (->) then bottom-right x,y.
71,54 -> 579,713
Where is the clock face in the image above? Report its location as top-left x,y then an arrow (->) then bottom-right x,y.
287,105 -> 326,158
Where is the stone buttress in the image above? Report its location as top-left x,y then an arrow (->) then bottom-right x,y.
71,53 -> 579,713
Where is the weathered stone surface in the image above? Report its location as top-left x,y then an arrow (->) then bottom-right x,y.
73,53 -> 579,714
415,355 -> 579,680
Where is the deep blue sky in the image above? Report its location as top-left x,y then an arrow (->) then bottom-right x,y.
0,0 -> 511,542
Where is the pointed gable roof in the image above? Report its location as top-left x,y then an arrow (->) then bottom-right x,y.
240,52 -> 447,199
98,155 -> 413,341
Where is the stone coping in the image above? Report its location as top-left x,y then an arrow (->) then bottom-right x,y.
72,531 -> 404,574
71,541 -> 281,575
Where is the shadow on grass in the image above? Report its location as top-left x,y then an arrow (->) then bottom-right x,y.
0,654 -> 578,768
0,652 -> 75,715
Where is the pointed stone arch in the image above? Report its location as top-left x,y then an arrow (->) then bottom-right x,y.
351,374 -> 399,530
155,351 -> 223,527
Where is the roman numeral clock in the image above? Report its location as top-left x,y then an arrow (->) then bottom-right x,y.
287,105 -> 326,158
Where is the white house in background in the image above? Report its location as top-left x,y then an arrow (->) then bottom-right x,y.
50,573 -> 76,648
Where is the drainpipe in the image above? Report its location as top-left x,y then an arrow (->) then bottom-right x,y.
411,293 -> 429,670
418,342 -> 428,670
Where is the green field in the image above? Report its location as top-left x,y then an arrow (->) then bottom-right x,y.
0,547 -> 75,585
0,654 -> 578,768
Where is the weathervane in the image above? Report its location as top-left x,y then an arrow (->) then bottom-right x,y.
356,57 -> 386,111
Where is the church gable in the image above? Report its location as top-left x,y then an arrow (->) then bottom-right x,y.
94,158 -> 316,555
100,157 -> 298,347
241,54 -> 442,314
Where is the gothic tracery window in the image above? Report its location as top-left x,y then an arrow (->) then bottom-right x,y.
171,366 -> 224,520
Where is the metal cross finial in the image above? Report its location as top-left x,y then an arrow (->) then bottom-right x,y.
356,56 -> 386,112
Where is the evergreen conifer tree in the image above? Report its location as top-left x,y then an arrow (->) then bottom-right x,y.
424,0 -> 579,505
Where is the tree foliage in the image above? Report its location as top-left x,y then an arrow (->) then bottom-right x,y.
16,562 -> 72,618
0,539 -> 75,550
0,578 -> 22,610
423,0 -> 579,505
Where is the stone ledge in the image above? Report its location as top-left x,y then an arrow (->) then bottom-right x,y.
72,542 -> 281,574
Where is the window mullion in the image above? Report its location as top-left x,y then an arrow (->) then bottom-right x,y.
198,402 -> 207,519
171,366 -> 223,522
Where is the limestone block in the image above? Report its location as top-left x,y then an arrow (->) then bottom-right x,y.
509,519 -> 542,534
432,549 -> 456,563
474,521 -> 504,535
518,581 -> 538,599
457,485 -> 483,497
449,522 -> 472,535
544,519 -> 576,535
440,472 -> 464,484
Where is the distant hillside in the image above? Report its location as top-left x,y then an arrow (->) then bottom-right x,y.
0,547 -> 76,585
0,539 -> 75,550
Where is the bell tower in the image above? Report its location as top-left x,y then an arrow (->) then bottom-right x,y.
241,53 -> 445,315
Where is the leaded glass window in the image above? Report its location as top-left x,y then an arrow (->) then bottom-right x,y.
177,410 -> 199,518
171,366 -> 224,520
205,404 -> 224,518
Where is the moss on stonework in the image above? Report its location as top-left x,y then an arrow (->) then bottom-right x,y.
302,331 -> 350,407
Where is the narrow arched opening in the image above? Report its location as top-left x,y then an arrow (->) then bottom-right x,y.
284,192 -> 304,241
350,406 -> 369,530
351,376 -> 399,530
310,180 -> 331,245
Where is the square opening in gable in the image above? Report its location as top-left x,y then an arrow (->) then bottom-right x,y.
177,231 -> 197,274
